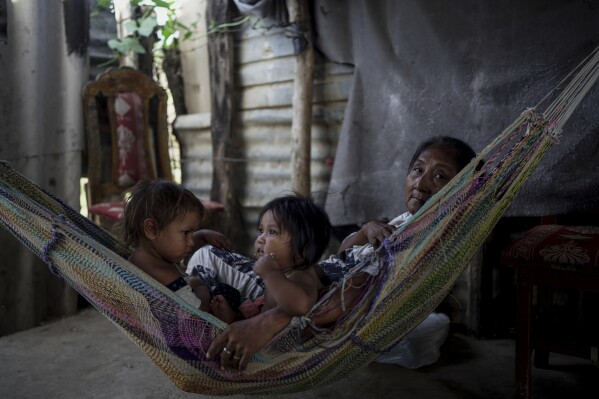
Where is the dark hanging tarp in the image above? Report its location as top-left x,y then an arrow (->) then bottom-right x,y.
315,0 -> 599,225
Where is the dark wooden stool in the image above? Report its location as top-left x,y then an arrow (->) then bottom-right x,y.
501,224 -> 599,399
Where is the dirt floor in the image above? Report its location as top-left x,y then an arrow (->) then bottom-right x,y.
0,307 -> 597,399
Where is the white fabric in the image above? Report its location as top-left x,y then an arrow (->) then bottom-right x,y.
340,211 -> 451,368
376,313 -> 451,368
345,212 -> 413,260
186,247 -> 264,300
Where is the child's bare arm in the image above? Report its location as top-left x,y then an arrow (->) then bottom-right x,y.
310,273 -> 369,325
192,229 -> 233,251
254,256 -> 319,316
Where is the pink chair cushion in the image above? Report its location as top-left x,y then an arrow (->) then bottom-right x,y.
501,225 -> 599,272
114,92 -> 150,187
88,201 -> 124,220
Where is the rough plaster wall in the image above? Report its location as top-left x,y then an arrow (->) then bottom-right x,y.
0,1 -> 88,335
317,0 -> 599,226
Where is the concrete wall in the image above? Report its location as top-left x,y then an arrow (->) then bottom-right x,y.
0,1 -> 89,336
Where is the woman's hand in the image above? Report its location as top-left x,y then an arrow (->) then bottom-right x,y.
337,221 -> 394,253
206,308 -> 292,370
193,229 -> 233,251
361,221 -> 395,247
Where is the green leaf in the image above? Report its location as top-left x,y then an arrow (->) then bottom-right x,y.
161,24 -> 176,37
108,37 -> 146,55
122,37 -> 147,53
96,0 -> 234,53
138,17 -> 158,37
124,19 -> 139,35
172,20 -> 190,30
152,0 -> 175,8
96,0 -> 112,9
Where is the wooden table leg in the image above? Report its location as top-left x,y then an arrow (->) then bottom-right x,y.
515,267 -> 533,399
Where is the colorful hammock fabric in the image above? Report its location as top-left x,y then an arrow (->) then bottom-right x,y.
1,47 -> 598,396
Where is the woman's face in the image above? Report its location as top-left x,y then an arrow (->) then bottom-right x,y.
403,145 -> 460,214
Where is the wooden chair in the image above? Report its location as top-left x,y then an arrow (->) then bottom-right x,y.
82,67 -> 172,227
501,220 -> 599,399
82,67 -> 223,229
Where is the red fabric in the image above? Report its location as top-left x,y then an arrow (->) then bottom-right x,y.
501,225 -> 599,272
114,92 -> 149,187
88,201 -> 125,220
238,296 -> 265,319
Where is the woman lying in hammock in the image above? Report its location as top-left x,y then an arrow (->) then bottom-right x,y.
195,136 -> 476,370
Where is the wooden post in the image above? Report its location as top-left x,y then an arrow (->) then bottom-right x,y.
206,0 -> 248,247
286,0 -> 314,196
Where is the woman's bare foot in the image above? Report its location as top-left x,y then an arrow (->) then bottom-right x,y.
211,295 -> 238,323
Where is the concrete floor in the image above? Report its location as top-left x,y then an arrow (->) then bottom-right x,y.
0,308 -> 597,399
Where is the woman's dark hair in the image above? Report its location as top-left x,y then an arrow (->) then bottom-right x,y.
257,193 -> 332,268
122,179 -> 204,248
408,136 -> 477,172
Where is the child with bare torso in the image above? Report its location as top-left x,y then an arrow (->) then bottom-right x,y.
209,194 -> 332,327
122,179 -> 232,312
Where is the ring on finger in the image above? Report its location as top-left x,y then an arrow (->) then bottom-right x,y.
233,354 -> 241,360
222,346 -> 232,355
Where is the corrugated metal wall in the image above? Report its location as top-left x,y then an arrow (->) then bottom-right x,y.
176,21 -> 353,253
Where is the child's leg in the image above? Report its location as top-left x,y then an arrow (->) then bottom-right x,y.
211,295 -> 239,323
188,277 -> 212,313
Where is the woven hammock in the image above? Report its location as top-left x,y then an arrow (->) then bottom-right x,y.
1,47 -> 598,396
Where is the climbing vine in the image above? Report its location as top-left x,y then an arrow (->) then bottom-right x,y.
94,0 -> 192,57
93,0 -> 252,61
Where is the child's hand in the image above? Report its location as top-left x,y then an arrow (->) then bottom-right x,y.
253,254 -> 279,277
195,229 -> 233,251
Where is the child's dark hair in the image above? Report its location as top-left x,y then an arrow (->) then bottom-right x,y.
258,193 -> 332,268
122,180 -> 204,248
